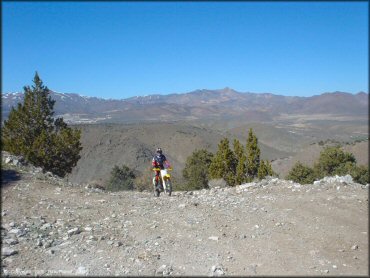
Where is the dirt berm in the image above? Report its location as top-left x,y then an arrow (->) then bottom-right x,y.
1,162 -> 368,276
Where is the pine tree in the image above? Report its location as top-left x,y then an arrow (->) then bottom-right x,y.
208,138 -> 237,186
2,72 -> 82,177
3,72 -> 55,156
246,128 -> 260,181
265,160 -> 275,176
233,139 -> 247,185
257,160 -> 267,180
183,149 -> 214,190
257,159 -> 275,180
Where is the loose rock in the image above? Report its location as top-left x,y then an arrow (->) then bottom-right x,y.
67,227 -> 80,236
2,247 -> 18,257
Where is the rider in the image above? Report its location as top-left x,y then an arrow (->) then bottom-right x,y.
152,148 -> 171,189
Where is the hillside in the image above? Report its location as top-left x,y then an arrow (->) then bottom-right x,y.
65,121 -> 368,186
66,123 -> 293,186
2,153 -> 368,276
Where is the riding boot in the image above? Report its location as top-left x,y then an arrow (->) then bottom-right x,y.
154,177 -> 161,190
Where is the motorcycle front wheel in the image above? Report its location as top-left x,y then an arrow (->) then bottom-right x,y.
153,178 -> 160,197
165,179 -> 172,196
154,188 -> 160,197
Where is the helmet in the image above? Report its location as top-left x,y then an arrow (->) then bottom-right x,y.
156,148 -> 162,154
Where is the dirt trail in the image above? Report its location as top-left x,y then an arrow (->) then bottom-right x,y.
1,167 -> 368,276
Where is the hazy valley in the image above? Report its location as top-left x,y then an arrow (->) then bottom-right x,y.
2,88 -> 368,186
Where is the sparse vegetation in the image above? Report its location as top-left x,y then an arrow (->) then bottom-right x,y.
287,146 -> 369,185
286,162 -> 316,184
318,139 -> 341,146
182,149 -> 214,190
202,128 -> 276,187
349,165 -> 369,185
313,146 -> 356,178
347,136 -> 369,145
106,164 -> 136,191
2,72 -> 82,177
318,137 -> 368,147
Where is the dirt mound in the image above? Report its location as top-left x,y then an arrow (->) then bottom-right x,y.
1,155 -> 368,276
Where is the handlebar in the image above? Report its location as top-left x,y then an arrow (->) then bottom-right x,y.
153,167 -> 173,171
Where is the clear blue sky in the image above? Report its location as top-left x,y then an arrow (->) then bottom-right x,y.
3,1 -> 368,99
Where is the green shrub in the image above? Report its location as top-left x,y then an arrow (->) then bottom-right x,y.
313,146 -> 356,179
183,149 -> 214,190
286,161 -> 316,184
287,145 -> 368,185
349,165 -> 369,185
106,165 -> 136,191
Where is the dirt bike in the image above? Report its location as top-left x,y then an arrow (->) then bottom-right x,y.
152,167 -> 173,197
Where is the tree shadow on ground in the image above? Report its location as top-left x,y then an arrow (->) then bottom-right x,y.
1,169 -> 22,188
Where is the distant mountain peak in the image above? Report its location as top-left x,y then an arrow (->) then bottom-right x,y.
219,87 -> 237,93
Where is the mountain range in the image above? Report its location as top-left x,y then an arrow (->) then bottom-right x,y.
2,88 -> 368,124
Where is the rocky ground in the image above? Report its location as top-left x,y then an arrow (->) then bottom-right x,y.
1,153 -> 369,276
